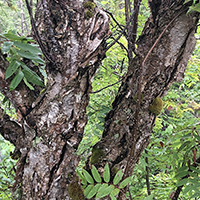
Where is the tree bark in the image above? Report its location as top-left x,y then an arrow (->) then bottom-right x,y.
87,0 -> 199,196
0,0 -> 199,199
0,0 -> 110,199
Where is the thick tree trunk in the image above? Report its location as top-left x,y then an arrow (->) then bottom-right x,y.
0,0 -> 110,199
87,0 -> 199,197
0,0 -> 199,200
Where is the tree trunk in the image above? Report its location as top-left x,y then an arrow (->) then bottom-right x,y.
0,0 -> 110,199
0,0 -> 199,199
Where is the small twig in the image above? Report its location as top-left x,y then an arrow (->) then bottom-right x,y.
105,0 -> 141,52
172,156 -> 200,200
128,185 -> 133,200
105,10 -> 127,38
145,149 -> 151,195
111,36 -> 128,53
91,79 -> 122,94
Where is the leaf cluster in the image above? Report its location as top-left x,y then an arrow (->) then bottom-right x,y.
77,163 -> 132,200
0,31 -> 46,91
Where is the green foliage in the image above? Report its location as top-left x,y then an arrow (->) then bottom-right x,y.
0,135 -> 16,200
0,31 -> 46,91
184,0 -> 200,14
129,41 -> 200,199
78,163 -> 131,199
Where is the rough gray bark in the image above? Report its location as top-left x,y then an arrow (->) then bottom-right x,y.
0,0 -> 110,199
0,0 -> 199,200
88,0 -> 200,197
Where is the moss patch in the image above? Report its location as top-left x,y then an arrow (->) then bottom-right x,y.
90,148 -> 106,165
84,10 -> 93,19
83,1 -> 95,9
68,181 -> 84,200
148,97 -> 163,116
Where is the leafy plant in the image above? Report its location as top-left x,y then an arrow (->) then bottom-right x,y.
0,31 -> 46,91
77,163 -> 132,200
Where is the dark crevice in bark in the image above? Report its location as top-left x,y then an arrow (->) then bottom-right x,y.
111,149 -> 129,167
45,142 -> 67,197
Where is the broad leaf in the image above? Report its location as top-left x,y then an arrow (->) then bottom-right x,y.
1,41 -> 13,54
91,165 -> 102,183
21,63 -> 44,87
9,70 -> 24,91
119,176 -> 131,189
110,188 -> 120,196
86,183 -> 101,199
23,77 -> 34,90
84,184 -> 93,197
103,163 -> 110,183
17,49 -> 45,64
5,60 -> 21,79
82,169 -> 94,184
13,41 -> 42,55
113,169 -> 123,185
76,170 -> 87,185
95,184 -> 113,198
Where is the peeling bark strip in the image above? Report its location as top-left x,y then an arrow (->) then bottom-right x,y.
92,0 -> 199,187
0,0 -> 110,199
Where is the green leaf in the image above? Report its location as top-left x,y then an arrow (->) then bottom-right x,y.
119,176 -> 131,189
3,31 -> 35,42
103,163 -> 110,183
5,60 -> 21,79
86,183 -> 101,199
82,169 -> 94,184
144,194 -> 154,200
20,62 -> 44,87
22,69 -> 44,87
110,193 -> 117,200
23,77 -> 34,90
1,41 -> 13,54
17,49 -> 45,64
113,169 -> 123,185
110,188 -> 120,196
84,184 -> 93,197
174,170 -> 188,179
91,165 -> 102,183
13,41 -> 42,55
176,178 -> 188,187
95,184 -> 113,198
9,70 -> 24,91
183,184 -> 194,194
76,170 -> 87,185
178,141 -> 192,152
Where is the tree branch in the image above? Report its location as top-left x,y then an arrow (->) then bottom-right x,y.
145,149 -> 151,195
91,79 -> 122,94
0,52 -> 37,116
105,0 -> 141,52
105,10 -> 128,38
25,0 -> 55,63
0,107 -> 24,147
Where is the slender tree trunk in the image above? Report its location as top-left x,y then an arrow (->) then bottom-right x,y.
0,0 -> 199,199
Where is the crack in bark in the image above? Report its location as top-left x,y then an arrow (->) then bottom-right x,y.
44,142 -> 67,198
